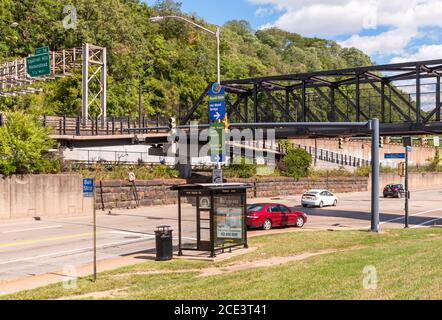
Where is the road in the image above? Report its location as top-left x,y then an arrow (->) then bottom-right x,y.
0,187 -> 441,286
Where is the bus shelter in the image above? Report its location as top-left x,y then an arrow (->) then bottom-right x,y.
172,183 -> 251,257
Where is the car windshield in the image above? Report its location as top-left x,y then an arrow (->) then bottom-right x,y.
304,191 -> 318,196
392,184 -> 402,188
247,204 -> 263,212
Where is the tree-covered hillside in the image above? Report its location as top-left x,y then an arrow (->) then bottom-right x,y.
0,0 -> 373,119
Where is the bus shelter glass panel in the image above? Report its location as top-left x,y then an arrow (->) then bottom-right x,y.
179,195 -> 197,250
213,194 -> 245,248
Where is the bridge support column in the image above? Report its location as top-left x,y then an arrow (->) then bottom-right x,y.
370,118 -> 380,232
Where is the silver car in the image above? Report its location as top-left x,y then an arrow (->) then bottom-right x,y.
301,189 -> 338,208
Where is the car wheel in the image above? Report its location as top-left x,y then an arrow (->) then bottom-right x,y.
333,199 -> 337,206
395,193 -> 400,198
318,201 -> 323,208
262,219 -> 272,230
302,204 -> 308,208
383,194 -> 387,198
295,216 -> 305,228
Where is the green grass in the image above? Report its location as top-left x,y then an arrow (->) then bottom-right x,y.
3,228 -> 442,300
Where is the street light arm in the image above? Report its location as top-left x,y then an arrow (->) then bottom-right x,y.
150,15 -> 217,36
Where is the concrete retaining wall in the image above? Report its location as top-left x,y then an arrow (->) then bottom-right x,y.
0,174 -> 93,220
369,172 -> 442,191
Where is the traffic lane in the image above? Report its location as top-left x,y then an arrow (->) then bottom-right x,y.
248,188 -> 442,229
0,206 -> 198,282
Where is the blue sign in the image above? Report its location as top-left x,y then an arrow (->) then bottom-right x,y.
208,82 -> 225,96
384,153 -> 405,159
209,100 -> 225,121
83,178 -> 94,197
208,82 -> 226,121
210,154 -> 226,163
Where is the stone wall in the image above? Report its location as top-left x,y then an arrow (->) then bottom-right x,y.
95,179 -> 187,210
95,176 -> 367,210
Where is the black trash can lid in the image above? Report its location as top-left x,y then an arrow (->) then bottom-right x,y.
156,225 -> 172,232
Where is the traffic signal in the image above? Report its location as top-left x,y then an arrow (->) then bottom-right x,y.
221,114 -> 229,131
379,137 -> 384,148
398,162 -> 406,177
168,117 -> 176,130
338,137 -> 344,149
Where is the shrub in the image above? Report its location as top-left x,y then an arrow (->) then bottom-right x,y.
224,157 -> 257,178
281,148 -> 312,179
0,111 -> 59,175
355,165 -> 370,177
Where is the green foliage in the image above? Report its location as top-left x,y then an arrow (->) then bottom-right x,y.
68,163 -> 179,180
0,111 -> 59,175
0,0 -> 374,119
430,148 -> 441,172
224,156 -> 257,178
281,148 -> 312,179
355,165 -> 371,177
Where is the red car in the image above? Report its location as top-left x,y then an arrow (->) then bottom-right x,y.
246,203 -> 307,230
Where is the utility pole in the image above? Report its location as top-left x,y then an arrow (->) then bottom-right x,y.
405,145 -> 409,228
370,118 -> 380,232
402,136 -> 412,228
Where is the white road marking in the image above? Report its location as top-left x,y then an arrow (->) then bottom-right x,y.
411,217 -> 442,228
0,237 -> 154,266
110,231 -> 155,237
380,208 -> 442,225
362,207 -> 442,229
2,225 -> 63,234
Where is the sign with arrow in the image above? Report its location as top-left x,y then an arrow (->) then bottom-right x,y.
209,122 -> 226,163
208,82 -> 225,121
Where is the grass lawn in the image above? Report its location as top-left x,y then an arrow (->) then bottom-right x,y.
2,227 -> 442,300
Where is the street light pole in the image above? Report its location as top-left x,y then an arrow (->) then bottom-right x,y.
149,15 -> 223,170
216,26 -> 220,85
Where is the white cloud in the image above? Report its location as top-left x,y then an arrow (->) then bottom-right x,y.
248,0 -> 442,62
390,44 -> 442,63
255,6 -> 281,17
339,28 -> 419,56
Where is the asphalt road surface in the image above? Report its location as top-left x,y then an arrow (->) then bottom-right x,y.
0,187 -> 441,285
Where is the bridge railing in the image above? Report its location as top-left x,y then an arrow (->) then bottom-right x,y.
276,143 -> 370,168
40,114 -> 170,136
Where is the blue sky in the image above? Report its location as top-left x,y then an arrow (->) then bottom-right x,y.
145,0 -> 442,65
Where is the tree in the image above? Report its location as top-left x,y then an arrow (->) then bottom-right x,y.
0,111 -> 59,175
282,148 -> 312,179
430,147 -> 441,171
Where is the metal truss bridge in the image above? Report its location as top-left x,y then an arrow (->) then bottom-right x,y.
180,58 -> 442,137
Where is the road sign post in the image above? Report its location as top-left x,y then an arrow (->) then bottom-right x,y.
209,122 -> 226,164
208,82 -> 226,175
83,178 -> 97,281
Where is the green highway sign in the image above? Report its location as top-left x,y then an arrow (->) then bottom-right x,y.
26,53 -> 50,77
35,46 -> 49,55
209,122 -> 226,163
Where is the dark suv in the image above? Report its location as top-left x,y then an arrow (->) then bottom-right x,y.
383,184 -> 405,198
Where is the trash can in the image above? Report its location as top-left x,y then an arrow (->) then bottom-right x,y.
155,225 -> 173,261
